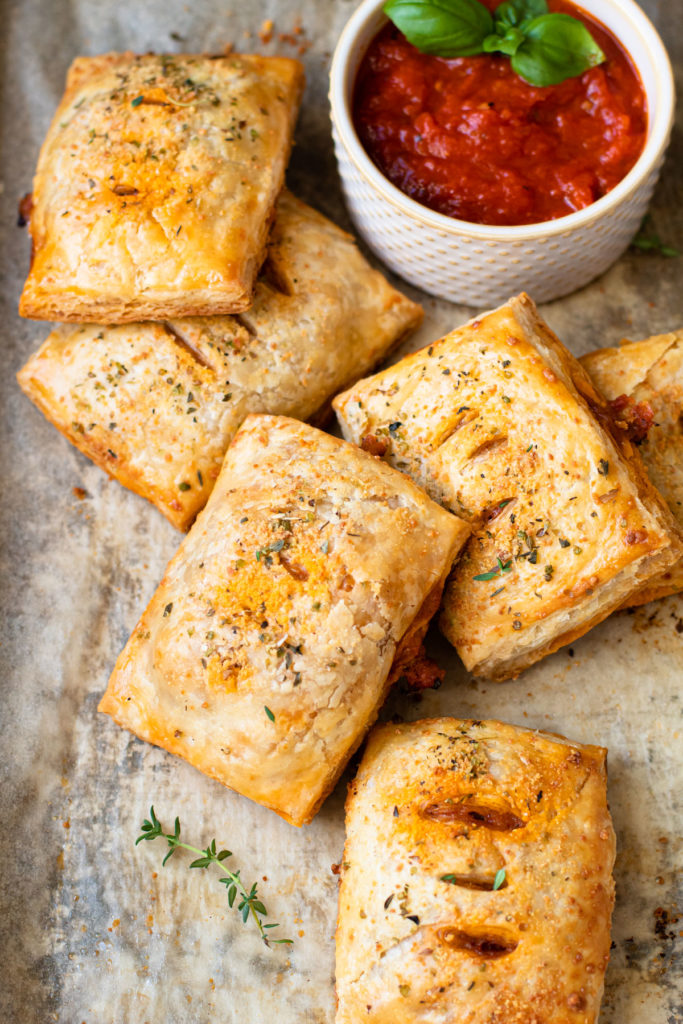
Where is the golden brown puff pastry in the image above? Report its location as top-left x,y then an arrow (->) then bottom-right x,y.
581,330 -> 683,605
98,416 -> 469,826
334,294 -> 683,681
336,717 -> 616,1024
18,52 -> 304,322
17,191 -> 423,531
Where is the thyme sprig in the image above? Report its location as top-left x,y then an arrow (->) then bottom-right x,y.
136,806 -> 292,948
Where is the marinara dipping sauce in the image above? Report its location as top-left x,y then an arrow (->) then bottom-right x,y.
353,0 -> 647,226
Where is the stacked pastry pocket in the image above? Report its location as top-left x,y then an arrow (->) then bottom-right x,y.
18,190 -> 424,529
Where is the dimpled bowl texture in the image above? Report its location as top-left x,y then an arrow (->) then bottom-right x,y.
329,0 -> 674,307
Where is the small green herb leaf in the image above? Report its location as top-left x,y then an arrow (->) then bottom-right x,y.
473,556 -> 512,582
631,217 -> 680,257
493,867 -> 507,890
473,568 -> 498,582
264,705 -> 275,722
511,14 -> 605,87
383,0 -> 493,57
131,95 -> 144,107
189,855 -> 213,869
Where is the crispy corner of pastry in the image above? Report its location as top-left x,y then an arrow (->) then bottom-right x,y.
580,329 -> 683,607
336,717 -> 615,1024
334,293 -> 683,681
16,323 -> 208,531
98,415 -> 467,826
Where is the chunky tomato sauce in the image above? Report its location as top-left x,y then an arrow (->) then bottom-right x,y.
353,0 -> 647,225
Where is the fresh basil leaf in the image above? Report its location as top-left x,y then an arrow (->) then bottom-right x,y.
483,33 -> 504,53
511,13 -> 605,87
484,25 -> 525,56
383,0 -> 493,57
495,0 -> 547,31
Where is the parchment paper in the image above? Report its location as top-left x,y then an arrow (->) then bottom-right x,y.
1,1 -> 681,1021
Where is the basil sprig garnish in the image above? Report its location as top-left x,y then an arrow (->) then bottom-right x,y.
382,0 -> 605,87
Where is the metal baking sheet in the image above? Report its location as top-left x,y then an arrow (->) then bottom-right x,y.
1,1 -> 681,1020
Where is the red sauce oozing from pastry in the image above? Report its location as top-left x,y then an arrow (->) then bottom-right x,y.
353,0 -> 647,225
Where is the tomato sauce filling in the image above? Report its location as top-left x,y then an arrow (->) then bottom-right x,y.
353,0 -> 647,226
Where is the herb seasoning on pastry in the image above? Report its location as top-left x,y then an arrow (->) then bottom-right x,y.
581,329 -> 683,606
334,293 -> 683,681
18,52 -> 304,322
336,717 -> 616,1024
99,416 -> 469,826
17,191 -> 423,531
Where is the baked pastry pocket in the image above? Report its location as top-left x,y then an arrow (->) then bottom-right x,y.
17,191 -> 423,530
334,293 -> 683,681
19,52 -> 304,322
581,329 -> 683,605
336,717 -> 615,1024
99,415 -> 469,826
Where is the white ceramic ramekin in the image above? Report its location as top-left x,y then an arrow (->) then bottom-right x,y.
329,0 -> 675,307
